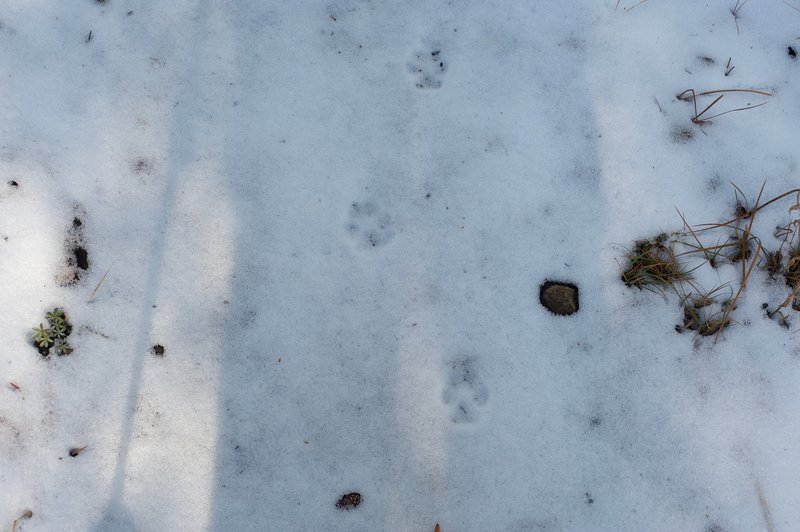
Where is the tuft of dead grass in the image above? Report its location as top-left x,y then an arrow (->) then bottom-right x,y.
677,285 -> 734,336
620,234 -> 692,291
621,183 -> 800,340
762,249 -> 783,279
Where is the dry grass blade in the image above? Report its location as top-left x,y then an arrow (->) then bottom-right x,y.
675,233 -> 740,265
731,180 -> 750,218
694,94 -> 724,123
786,247 -> 800,288
700,101 -> 768,122
87,267 -> 111,304
768,285 -> 800,322
677,89 -> 703,124
692,88 -> 772,98
677,240 -> 729,268
677,89 -> 773,101
731,0 -> 750,35
677,88 -> 772,125
716,237 -> 761,341
624,0 -> 650,11
676,209 -> 726,266
754,478 -> 775,532
695,185 -> 798,232
69,445 -> 88,457
11,510 -> 33,532
741,182 -> 766,273
725,57 -> 735,76
783,0 -> 800,13
653,96 -> 663,113
751,188 -> 800,216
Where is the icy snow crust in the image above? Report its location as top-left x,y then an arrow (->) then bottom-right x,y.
1,1 -> 800,530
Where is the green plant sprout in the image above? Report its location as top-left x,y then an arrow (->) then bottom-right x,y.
53,339 -> 74,357
32,324 -> 54,348
50,321 -> 68,339
31,307 -> 74,356
45,308 -> 65,323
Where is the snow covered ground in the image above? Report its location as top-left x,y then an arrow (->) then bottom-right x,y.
2,1 -> 800,530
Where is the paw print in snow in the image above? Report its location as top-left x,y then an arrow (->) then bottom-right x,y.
346,200 -> 394,250
443,356 -> 489,424
407,49 -> 446,89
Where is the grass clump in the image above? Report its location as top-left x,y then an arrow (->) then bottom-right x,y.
620,233 -> 691,291
762,249 -> 783,279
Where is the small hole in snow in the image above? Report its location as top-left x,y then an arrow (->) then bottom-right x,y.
73,247 -> 89,270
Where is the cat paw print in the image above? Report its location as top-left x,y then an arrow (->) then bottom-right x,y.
442,356 -> 489,424
407,48 -> 447,89
345,200 -> 394,250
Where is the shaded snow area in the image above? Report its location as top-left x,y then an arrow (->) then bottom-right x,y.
3,1 -> 800,531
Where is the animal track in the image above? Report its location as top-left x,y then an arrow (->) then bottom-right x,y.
442,356 -> 489,424
132,157 -> 153,175
407,48 -> 447,89
345,200 -> 394,250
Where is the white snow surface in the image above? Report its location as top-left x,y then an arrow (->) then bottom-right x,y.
2,1 -> 800,531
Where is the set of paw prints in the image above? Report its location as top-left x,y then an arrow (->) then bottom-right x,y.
442,356 -> 489,425
343,204 -> 488,424
407,48 -> 447,89
345,200 -> 394,250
